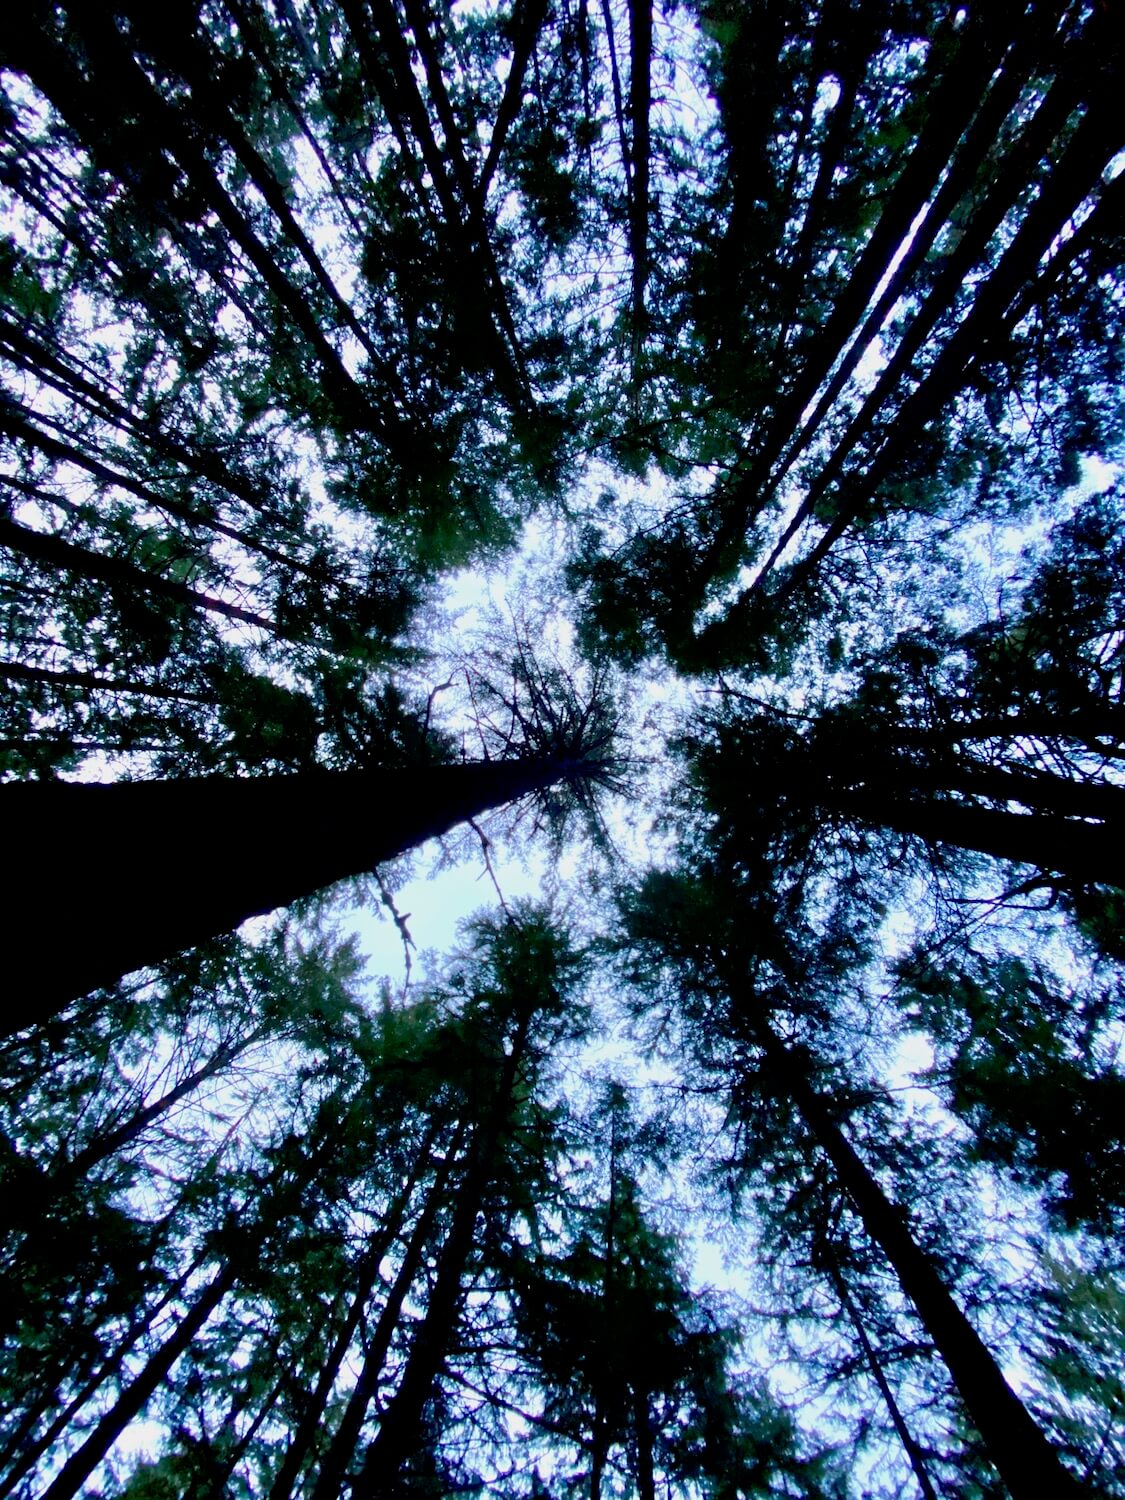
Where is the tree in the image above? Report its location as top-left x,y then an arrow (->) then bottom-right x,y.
2,747 -> 602,1033
4,1 -> 1125,1494
616,862 -> 1091,1495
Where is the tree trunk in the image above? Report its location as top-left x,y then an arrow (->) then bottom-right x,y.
632,1387 -> 655,1500
267,1122 -> 441,1498
0,515 -> 281,638
868,794 -> 1122,888
755,1025 -> 1080,1498
0,657 -> 214,705
626,0 -> 651,405
355,1011 -> 533,1494
0,1256 -> 201,1492
307,1121 -> 467,1500
2,756 -> 588,1033
39,1262 -> 236,1500
825,1255 -> 937,1500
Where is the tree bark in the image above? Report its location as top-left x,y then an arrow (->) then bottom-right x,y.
862,792 -> 1122,888
1,755 -> 589,1033
0,515 -> 281,638
269,1120 -> 444,1500
755,1025 -> 1080,1498
308,1121 -> 467,1500
39,1262 -> 236,1500
825,1256 -> 937,1500
355,1010 -> 533,1494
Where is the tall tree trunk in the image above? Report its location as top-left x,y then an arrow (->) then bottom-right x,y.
0,515 -> 281,637
863,792 -> 1121,888
39,1262 -> 236,1500
307,1121 -> 467,1500
0,658 -> 214,705
632,1387 -> 655,1500
267,1122 -> 440,1498
754,1024 -> 1080,1498
2,756 -> 590,1033
626,0 -> 651,410
355,1011 -> 534,1494
0,1254 -> 203,1492
478,0 -> 551,197
825,1255 -> 937,1500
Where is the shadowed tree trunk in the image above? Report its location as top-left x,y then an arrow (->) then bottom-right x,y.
39,1263 -> 236,1500
754,1022 -> 1081,1498
3,755 -> 591,1033
356,1008 -> 534,1494
306,1121 -> 467,1500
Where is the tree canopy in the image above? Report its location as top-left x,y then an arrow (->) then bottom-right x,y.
2,0 -> 1124,1494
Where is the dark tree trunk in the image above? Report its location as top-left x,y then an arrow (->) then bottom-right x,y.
868,793 -> 1122,888
0,1257 -> 201,1492
478,0 -> 551,197
632,1387 -> 655,1500
39,1263 -> 236,1500
2,756 -> 587,1033
269,1122 -> 444,1499
626,0 -> 651,400
825,1256 -> 938,1500
0,658 -> 213,705
755,1025 -> 1080,1498
0,515 -> 281,638
355,1011 -> 533,1494
307,1122 -> 467,1500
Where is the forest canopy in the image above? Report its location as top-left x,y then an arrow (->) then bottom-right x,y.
2,0 -> 1124,1495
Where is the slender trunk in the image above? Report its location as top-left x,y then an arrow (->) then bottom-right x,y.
0,1030 -> 264,1242
355,1012 -> 533,1494
755,1026 -> 1080,1497
758,2 -> 1064,517
308,1121 -> 467,1500
271,1117 -> 445,1500
781,81 -> 1122,601
370,0 -> 527,403
0,515 -> 281,638
209,1364 -> 290,1495
632,1387 -> 655,1500
626,0 -> 651,405
2,755 -> 592,1033
13,4 -> 386,435
478,0 -> 551,197
591,1099 -> 620,1499
40,1263 -> 236,1500
825,1256 -> 938,1500
60,1027 -> 266,1183
0,657 -> 213,705
0,1256 -> 201,1491
0,314 -> 284,517
753,40 -> 1095,596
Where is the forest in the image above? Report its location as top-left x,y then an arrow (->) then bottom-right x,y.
1,0 -> 1123,1494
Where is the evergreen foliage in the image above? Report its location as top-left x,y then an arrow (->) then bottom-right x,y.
2,1 -> 1124,1494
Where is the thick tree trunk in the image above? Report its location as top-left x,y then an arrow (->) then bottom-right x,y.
756,1026 -> 1080,1498
2,756 -> 585,1033
868,794 -> 1121,888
